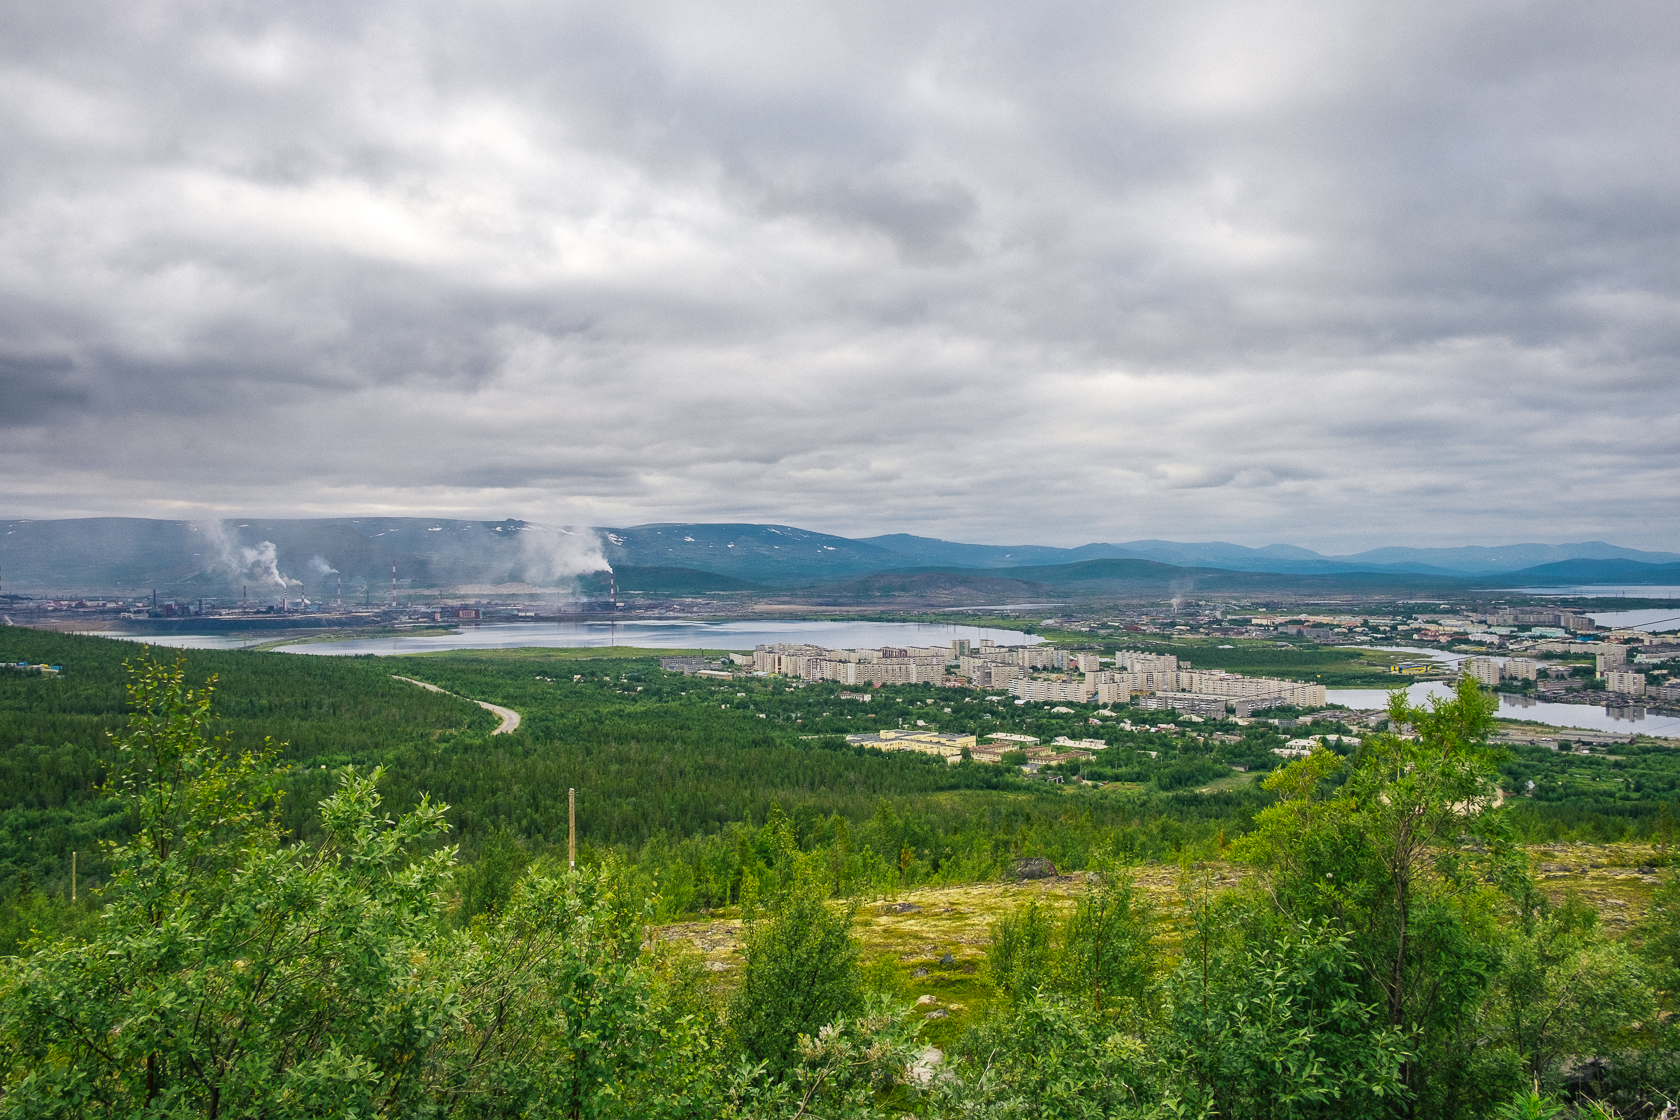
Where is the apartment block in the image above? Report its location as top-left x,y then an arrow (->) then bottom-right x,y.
1135,693 -> 1228,718
1463,658 -> 1503,687
1115,651 -> 1178,674
1606,668 -> 1646,696
1009,677 -> 1094,703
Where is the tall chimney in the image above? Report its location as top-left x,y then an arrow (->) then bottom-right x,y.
391,561 -> 397,607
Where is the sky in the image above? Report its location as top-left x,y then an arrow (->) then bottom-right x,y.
1,0 -> 1676,553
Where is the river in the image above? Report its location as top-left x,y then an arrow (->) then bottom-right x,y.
1329,645 -> 1680,735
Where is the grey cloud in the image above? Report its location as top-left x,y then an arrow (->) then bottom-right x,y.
0,352 -> 85,425
0,0 -> 1676,552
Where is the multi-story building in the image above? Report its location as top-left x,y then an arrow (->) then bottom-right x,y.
1074,653 -> 1103,673
1463,658 -> 1503,687
810,659 -> 871,685
1504,658 -> 1540,681
1172,671 -> 1326,708
1135,693 -> 1227,717
1090,680 -> 1132,705
1115,651 -> 1178,674
1085,667 -> 1325,709
1009,677 -> 1094,703
1597,646 -> 1630,675
1606,668 -> 1646,696
865,657 -> 945,685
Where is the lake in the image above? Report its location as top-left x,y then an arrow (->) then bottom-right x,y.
1584,607 -> 1680,633
1327,680 -> 1680,736
83,619 -> 1043,656
1501,585 -> 1680,602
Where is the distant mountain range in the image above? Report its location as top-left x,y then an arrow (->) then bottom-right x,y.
854,534 -> 1680,578
3,517 -> 1679,597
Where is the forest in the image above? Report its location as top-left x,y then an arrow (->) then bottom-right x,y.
2,628 -> 1679,1116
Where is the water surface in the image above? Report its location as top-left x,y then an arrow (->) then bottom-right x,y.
88,619 -> 1042,656
1326,681 -> 1680,735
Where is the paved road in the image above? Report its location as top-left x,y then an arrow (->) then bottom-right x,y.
393,675 -> 521,734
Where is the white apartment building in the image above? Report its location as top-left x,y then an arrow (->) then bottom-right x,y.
1009,677 -> 1094,703
1115,651 -> 1178,674
1463,658 -> 1503,687
1606,668 -> 1646,696
1598,646 -> 1630,675
1177,671 -> 1326,708
1085,668 -> 1325,709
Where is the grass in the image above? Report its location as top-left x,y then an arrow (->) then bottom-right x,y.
652,840 -> 1675,1047
1194,771 -> 1263,794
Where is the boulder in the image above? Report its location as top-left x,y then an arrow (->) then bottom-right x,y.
1011,857 -> 1059,880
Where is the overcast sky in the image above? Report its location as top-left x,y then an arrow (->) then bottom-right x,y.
2,0 -> 1676,552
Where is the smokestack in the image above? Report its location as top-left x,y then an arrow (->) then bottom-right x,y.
336,572 -> 342,608
610,572 -> 616,607
152,589 -> 157,608
391,561 -> 397,608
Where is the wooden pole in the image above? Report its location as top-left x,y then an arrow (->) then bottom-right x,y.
71,852 -> 76,902
568,788 -> 576,871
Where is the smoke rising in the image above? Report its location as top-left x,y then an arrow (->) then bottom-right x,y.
199,520 -> 292,589
518,524 -> 610,588
308,555 -> 338,575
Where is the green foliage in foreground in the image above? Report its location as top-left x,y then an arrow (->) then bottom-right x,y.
4,660 -> 1680,1118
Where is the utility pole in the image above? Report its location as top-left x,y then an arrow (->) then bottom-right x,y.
568,788 -> 576,871
71,851 -> 76,903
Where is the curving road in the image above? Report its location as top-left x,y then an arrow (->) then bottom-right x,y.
393,675 -> 521,734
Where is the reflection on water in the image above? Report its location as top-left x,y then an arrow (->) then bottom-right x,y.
1327,680 -> 1680,735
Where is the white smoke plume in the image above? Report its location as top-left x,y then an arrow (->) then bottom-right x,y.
519,524 -> 611,586
1168,578 -> 1196,613
198,520 -> 292,589
308,555 -> 338,575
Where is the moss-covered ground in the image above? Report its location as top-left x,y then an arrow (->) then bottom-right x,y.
652,842 -> 1673,1046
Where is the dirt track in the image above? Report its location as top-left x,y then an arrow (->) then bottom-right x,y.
393,675 -> 521,734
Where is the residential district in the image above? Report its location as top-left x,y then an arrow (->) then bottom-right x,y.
664,640 -> 1328,768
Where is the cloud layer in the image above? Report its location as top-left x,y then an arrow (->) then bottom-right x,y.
2,0 -> 1676,551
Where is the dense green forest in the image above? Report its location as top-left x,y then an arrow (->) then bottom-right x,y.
2,629 -> 1677,922
2,650 -> 1677,1117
